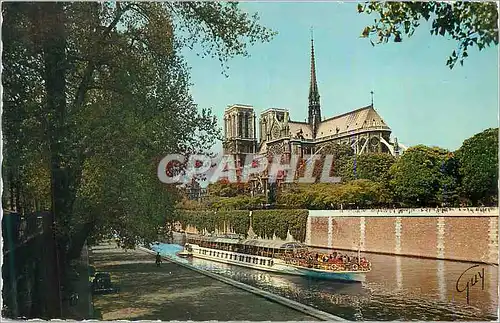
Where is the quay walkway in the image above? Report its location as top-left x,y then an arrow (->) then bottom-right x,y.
90,242 -> 322,321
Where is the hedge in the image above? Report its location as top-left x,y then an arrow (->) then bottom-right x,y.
177,209 -> 308,242
177,210 -> 250,235
252,209 -> 308,242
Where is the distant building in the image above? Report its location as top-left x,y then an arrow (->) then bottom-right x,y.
223,35 -> 401,167
184,179 -> 208,202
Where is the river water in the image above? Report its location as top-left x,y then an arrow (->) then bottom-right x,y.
151,243 -> 498,321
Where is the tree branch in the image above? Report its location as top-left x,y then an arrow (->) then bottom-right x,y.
72,3 -> 134,111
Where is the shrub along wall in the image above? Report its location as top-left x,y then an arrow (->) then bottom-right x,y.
252,209 -> 308,242
177,210 -> 250,235
177,209 -> 309,242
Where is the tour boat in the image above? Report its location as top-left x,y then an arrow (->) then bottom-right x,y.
179,234 -> 371,282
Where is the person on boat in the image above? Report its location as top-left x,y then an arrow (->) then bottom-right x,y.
155,252 -> 162,267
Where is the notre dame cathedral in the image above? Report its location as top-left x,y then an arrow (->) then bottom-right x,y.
222,36 -> 401,168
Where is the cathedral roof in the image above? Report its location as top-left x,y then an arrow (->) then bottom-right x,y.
315,105 -> 390,139
288,121 -> 313,139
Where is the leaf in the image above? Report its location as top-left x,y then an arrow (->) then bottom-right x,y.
357,2 -> 498,68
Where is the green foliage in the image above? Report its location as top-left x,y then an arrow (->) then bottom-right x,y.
310,143 -> 354,182
178,210 -> 250,235
176,197 -> 206,210
220,211 -> 251,235
455,128 -> 499,205
169,2 -> 277,75
358,2 -> 498,68
209,195 -> 265,211
278,180 -> 391,210
339,153 -> 396,183
252,209 -> 308,242
207,180 -> 250,197
177,209 -> 308,242
2,2 -> 275,256
389,145 -> 458,207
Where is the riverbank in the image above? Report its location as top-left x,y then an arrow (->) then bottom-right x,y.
90,242 -> 319,321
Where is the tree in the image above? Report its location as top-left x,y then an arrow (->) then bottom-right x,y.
389,145 -> 458,207
207,180 -> 250,198
358,2 -> 499,68
2,3 -> 276,316
277,180 -> 390,210
337,179 -> 390,208
2,0 -> 275,244
339,153 -> 395,183
455,128 -> 498,205
308,142 -> 354,182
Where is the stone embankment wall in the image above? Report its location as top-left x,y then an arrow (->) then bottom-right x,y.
307,208 -> 499,264
178,208 -> 499,264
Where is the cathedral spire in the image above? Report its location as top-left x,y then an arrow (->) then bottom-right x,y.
308,28 -> 321,137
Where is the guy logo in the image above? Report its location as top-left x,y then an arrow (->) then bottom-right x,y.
455,264 -> 485,305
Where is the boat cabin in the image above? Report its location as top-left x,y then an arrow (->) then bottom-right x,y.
187,234 -> 308,259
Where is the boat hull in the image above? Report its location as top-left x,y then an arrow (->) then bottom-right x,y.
186,244 -> 366,283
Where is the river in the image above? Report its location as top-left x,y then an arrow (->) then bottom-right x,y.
151,243 -> 498,321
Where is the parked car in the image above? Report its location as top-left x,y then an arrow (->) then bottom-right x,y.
91,272 -> 119,295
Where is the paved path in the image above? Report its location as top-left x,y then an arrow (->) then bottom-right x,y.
90,243 -> 318,321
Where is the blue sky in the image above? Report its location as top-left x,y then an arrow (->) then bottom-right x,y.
181,2 -> 498,153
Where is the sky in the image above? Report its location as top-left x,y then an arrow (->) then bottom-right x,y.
181,2 -> 499,154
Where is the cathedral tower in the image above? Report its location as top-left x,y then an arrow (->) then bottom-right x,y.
223,104 -> 257,167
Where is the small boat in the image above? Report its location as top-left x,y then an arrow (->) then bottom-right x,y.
180,233 -> 371,283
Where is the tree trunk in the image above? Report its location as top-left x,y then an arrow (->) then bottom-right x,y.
39,2 -> 68,317
66,221 -> 95,261
9,173 -> 15,210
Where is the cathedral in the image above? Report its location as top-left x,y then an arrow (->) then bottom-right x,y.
222,36 -> 401,167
